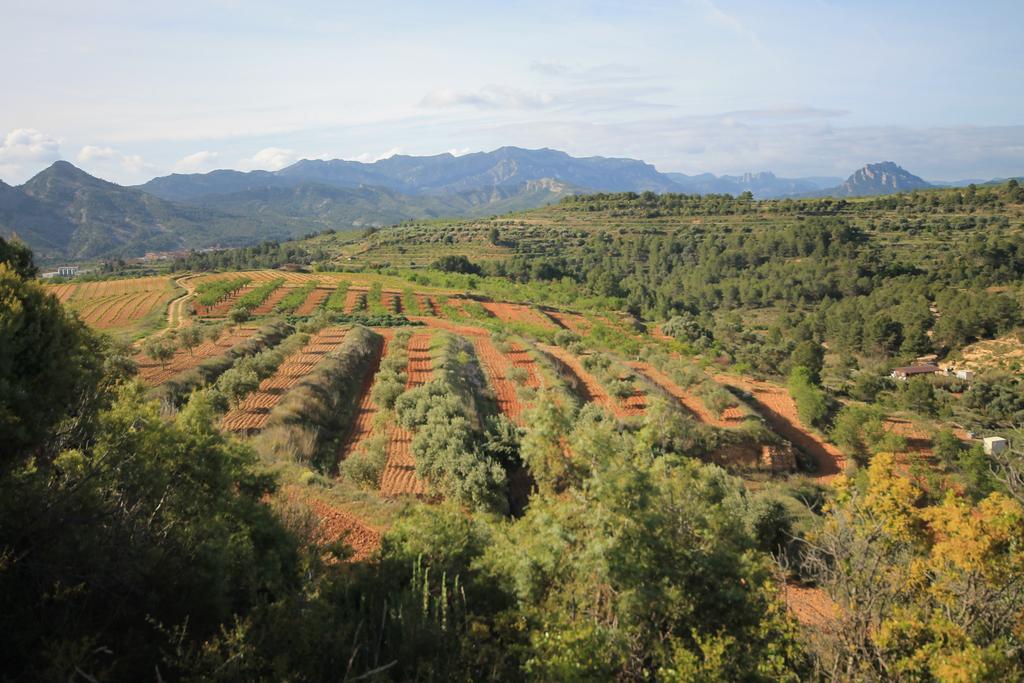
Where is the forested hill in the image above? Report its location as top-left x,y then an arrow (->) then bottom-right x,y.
175,179 -> 1024,378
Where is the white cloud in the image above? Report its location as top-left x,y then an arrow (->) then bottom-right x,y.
446,147 -> 473,157
77,144 -> 148,174
0,128 -> 62,182
238,147 -> 297,171
351,147 -> 402,163
420,86 -> 558,110
173,150 -> 220,173
0,128 -> 61,163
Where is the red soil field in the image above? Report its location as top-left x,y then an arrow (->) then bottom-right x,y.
251,286 -> 292,315
343,286 -> 368,314
539,344 -> 639,419
715,374 -> 845,481
445,297 -> 470,317
282,485 -> 381,562
413,316 -> 488,337
472,336 -> 537,425
80,290 -> 171,329
379,333 -> 433,497
336,330 -> 394,462
545,310 -> 591,335
481,301 -> 558,330
221,327 -> 349,432
783,582 -> 838,628
415,293 -> 442,316
381,289 -> 403,314
629,362 -> 743,428
47,283 -> 78,302
649,324 -> 674,342
195,284 -> 258,317
294,286 -> 333,315
134,326 -> 258,385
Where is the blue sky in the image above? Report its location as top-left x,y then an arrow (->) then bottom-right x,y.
1,0 -> 1022,184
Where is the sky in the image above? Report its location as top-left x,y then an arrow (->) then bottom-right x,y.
1,0 -> 1023,185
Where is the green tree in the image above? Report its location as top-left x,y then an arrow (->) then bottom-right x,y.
0,263 -> 107,461
177,325 -> 202,356
790,339 -> 825,384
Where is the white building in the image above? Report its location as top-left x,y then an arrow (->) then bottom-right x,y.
57,265 -> 78,277
983,436 -> 1008,456
955,369 -> 975,381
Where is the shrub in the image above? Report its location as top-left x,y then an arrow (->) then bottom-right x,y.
258,326 -> 382,472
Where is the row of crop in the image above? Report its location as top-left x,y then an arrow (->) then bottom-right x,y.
195,277 -> 251,306
340,329 -> 415,488
233,277 -> 285,312
323,280 -> 350,311
276,280 -> 318,314
391,333 -> 518,512
255,326 -> 383,474
150,320 -> 293,407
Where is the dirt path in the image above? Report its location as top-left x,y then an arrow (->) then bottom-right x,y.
715,374 -> 845,480
165,274 -> 199,329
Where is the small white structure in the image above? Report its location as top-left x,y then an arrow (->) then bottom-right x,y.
983,436 -> 1008,456
955,369 -> 975,381
57,265 -> 78,277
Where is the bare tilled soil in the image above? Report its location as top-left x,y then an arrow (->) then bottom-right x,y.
294,286 -> 333,315
381,289 -> 403,314
629,362 -> 743,428
282,485 -> 382,562
783,582 -> 838,629
715,374 -> 845,480
472,336 -> 536,424
195,284 -> 258,317
251,286 -> 291,315
343,286 -> 368,314
544,309 -> 591,335
379,333 -> 432,497
337,330 -> 394,462
221,328 -> 349,432
539,344 -> 639,419
481,301 -> 558,330
135,326 -> 258,385
415,293 -> 442,316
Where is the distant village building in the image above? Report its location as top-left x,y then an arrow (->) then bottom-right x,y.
983,436 -> 1008,456
57,265 -> 78,277
955,369 -> 975,381
890,363 -> 939,380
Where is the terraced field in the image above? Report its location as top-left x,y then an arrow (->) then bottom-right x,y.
135,325 -> 258,385
51,276 -> 180,334
379,333 -> 433,497
295,286 -> 333,315
222,327 -> 349,432
344,286 -> 368,313
337,330 -> 394,461
630,362 -> 744,427
540,344 -> 642,419
481,301 -> 557,330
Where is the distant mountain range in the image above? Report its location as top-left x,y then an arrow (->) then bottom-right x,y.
0,147 -> 1016,263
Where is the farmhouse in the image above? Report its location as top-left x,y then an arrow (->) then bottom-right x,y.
890,363 -> 939,380
983,436 -> 1008,456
